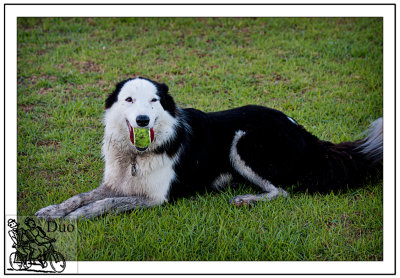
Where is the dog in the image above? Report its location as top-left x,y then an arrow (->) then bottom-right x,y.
35,77 -> 383,220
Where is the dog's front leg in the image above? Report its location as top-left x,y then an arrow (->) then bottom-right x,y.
35,185 -> 117,220
64,196 -> 162,220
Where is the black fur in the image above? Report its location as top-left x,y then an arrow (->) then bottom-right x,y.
105,77 -> 177,117
105,78 -> 134,109
144,79 -> 177,117
165,105 -> 382,200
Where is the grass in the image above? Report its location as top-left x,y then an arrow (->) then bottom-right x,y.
17,18 -> 383,261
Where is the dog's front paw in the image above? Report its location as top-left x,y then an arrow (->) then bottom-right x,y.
64,210 -> 84,221
35,204 -> 65,220
65,204 -> 100,220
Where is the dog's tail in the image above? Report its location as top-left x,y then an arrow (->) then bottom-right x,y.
301,118 -> 383,192
356,118 -> 383,163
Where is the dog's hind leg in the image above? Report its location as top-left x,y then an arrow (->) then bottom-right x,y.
65,196 -> 162,220
35,185 -> 117,220
229,130 -> 288,206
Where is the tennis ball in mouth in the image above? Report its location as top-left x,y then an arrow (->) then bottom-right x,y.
134,128 -> 152,148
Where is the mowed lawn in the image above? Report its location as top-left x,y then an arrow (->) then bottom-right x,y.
17,18 -> 383,261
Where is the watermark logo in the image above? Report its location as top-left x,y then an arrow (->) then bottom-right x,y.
7,217 -> 70,273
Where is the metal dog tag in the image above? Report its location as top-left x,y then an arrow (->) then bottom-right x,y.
131,163 -> 136,176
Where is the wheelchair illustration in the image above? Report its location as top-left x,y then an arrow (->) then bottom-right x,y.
8,218 -> 66,273
9,238 -> 66,273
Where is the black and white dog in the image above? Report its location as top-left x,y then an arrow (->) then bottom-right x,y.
35,77 -> 383,220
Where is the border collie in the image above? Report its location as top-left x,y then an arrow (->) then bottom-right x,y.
35,77 -> 383,220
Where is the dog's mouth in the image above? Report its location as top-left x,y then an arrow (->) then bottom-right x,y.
126,120 -> 155,152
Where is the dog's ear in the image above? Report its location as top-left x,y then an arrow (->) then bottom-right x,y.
157,83 -> 177,117
105,79 -> 131,109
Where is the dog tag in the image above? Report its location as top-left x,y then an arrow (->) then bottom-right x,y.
131,163 -> 136,176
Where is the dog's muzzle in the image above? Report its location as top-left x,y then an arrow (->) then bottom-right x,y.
126,120 -> 155,151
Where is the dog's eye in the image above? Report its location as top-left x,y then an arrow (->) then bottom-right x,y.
151,98 -> 158,103
125,97 -> 133,102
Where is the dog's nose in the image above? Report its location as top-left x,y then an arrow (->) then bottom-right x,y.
136,115 -> 150,127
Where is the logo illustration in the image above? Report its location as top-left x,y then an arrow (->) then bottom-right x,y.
7,217 -> 66,273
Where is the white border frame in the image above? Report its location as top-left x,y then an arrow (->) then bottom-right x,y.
3,3 -> 395,275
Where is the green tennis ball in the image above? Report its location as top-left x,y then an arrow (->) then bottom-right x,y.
134,128 -> 151,148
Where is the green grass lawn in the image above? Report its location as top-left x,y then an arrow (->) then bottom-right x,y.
17,18 -> 383,261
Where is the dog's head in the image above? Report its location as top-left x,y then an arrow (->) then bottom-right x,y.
104,77 -> 177,152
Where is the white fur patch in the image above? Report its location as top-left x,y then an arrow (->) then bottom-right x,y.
101,78 -> 182,203
229,130 -> 288,202
358,117 -> 383,162
102,78 -> 180,153
103,78 -> 178,152
102,141 -> 178,203
212,173 -> 233,191
230,130 -> 279,193
287,116 -> 298,125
